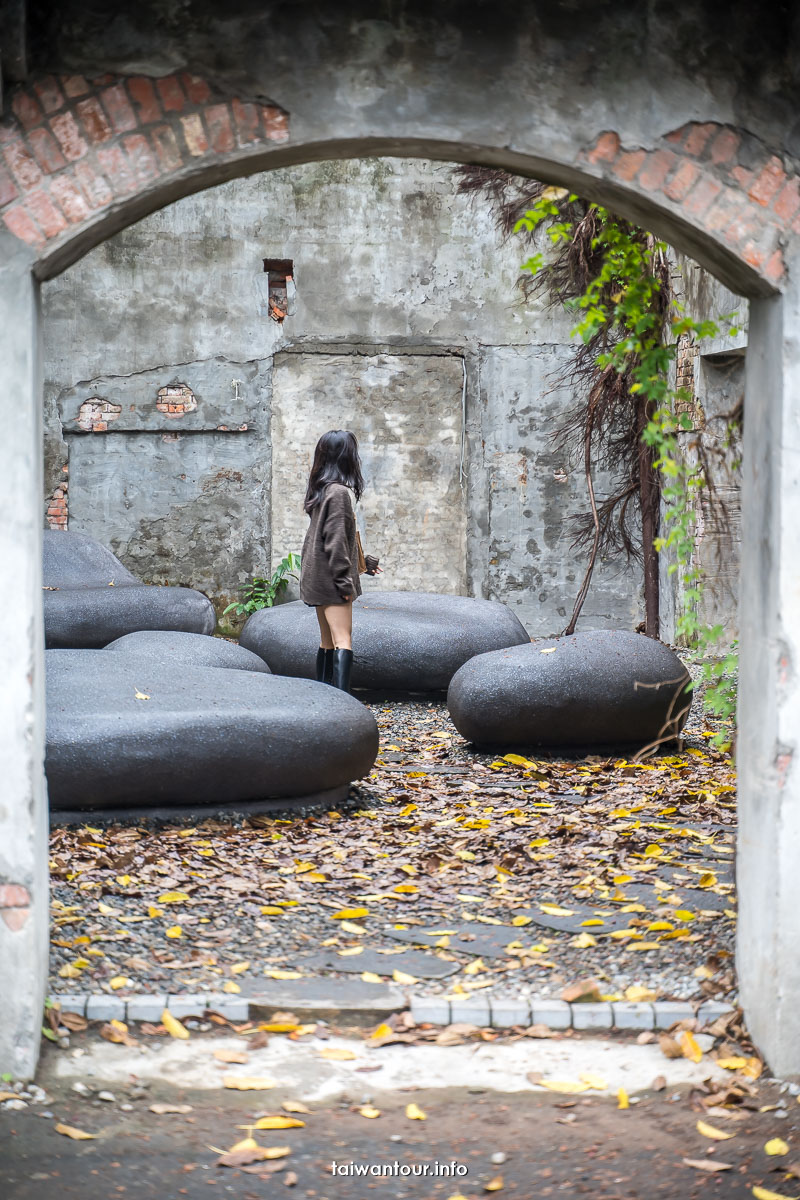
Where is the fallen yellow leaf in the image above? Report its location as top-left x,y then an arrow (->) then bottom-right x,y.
405,1103 -> 427,1120
540,1080 -> 591,1094
108,975 -> 131,990
765,1138 -> 789,1156
579,1073 -> 607,1090
230,961 -> 250,975
319,1047 -> 357,1061
222,981 -> 241,994
717,1056 -> 749,1070
624,985 -> 656,1002
332,908 -> 369,920
251,1116 -> 305,1130
369,1023 -> 393,1040
679,1030 -> 703,1063
571,933 -> 597,948
392,969 -> 418,984
485,1177 -> 504,1192
361,971 -> 383,983
264,970 -> 303,980
55,1123 -> 96,1140
161,1009 -> 190,1040
282,1101 -> 312,1114
165,925 -> 182,939
539,904 -> 574,917
158,892 -> 190,904
340,922 -> 367,935
752,1188 -> 799,1200
512,915 -> 533,926
58,964 -> 81,978
359,1105 -> 381,1118
214,1048 -> 249,1064
696,1120 -> 734,1140
223,1077 -> 277,1090
617,1087 -> 629,1110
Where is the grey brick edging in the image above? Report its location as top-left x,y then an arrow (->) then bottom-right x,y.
49,991 -> 735,1032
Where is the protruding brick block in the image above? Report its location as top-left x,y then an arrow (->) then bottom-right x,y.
27,128 -> 66,174
156,76 -> 186,113
167,994 -> 207,1018
49,111 -> 88,162
449,994 -> 491,1026
653,1001 -> 696,1028
100,84 -> 138,134
126,994 -> 168,1022
86,995 -> 125,1022
76,97 -> 112,145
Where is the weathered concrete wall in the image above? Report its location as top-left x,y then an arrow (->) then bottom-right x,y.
42,158 -> 642,634
660,256 -> 746,643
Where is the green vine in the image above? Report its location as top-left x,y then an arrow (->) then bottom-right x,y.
223,552 -> 301,618
516,188 -> 739,746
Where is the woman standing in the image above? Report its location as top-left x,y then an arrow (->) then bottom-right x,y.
300,430 -> 380,693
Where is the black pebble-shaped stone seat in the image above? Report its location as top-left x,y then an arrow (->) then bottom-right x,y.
447,630 -> 692,749
105,630 -> 271,673
46,650 -> 378,814
43,530 -> 215,648
239,591 -> 531,691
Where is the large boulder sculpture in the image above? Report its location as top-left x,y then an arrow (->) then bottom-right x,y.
43,530 -> 215,648
46,649 -> 378,815
239,592 -> 530,691
447,630 -> 692,750
104,630 -> 271,673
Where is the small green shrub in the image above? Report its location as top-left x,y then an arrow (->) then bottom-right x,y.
223,552 -> 301,618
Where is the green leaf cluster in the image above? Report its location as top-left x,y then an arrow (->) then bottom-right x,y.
223,552 -> 301,618
519,196 -> 739,743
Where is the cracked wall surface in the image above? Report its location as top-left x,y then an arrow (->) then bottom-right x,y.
42,156 -> 643,632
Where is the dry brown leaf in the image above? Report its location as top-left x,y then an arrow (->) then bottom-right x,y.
682,1158 -> 733,1172
658,1033 -> 683,1059
55,1123 -> 96,1140
161,1009 -> 190,1040
223,1076 -> 277,1090
213,1048 -> 249,1064
282,1100 -> 312,1115
149,1103 -> 193,1114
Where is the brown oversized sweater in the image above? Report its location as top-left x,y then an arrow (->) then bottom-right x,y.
300,483 -> 361,607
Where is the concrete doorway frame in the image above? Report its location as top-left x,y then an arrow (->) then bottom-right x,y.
0,69 -> 796,1077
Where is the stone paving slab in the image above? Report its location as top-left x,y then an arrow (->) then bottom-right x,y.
300,947 -> 460,979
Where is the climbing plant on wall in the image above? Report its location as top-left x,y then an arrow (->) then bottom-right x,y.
454,167 -> 738,741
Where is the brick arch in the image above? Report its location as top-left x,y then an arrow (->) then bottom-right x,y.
0,71 -> 796,297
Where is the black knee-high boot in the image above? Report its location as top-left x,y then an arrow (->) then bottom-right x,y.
331,648 -> 353,693
316,647 -> 334,684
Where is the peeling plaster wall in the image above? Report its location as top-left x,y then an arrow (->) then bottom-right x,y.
42,157 -> 642,632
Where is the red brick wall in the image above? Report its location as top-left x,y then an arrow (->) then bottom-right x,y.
0,72 -> 287,253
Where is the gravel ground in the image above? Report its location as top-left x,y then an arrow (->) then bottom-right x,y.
49,670 -> 737,1007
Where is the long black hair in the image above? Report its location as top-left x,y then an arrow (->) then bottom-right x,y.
303,429 -> 364,513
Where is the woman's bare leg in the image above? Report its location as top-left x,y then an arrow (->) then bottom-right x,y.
322,601 -> 353,650
315,607 -> 334,650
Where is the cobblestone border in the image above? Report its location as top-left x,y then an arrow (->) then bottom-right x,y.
50,991 -> 735,1032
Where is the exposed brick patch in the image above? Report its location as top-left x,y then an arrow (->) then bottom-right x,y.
96,143 -> 138,195
682,175 -> 722,218
50,111 -> 88,162
774,178 -> 800,223
156,75 -> 186,113
151,125 -> 182,171
127,77 -> 161,125
3,204 -> 45,246
75,397 -> 121,431
61,75 -> 89,99
638,149 -> 677,191
11,90 -> 43,130
181,73 -> 212,105
74,160 -> 113,208
25,188 -> 68,237
156,384 -> 197,416
205,103 -> 235,153
710,128 -> 740,166
28,127 -> 66,174
76,96 -> 112,145
0,165 -> 18,208
100,83 -> 138,134
49,173 -> 91,224
0,72 -> 294,267
122,133 -> 159,186
3,134 -> 43,190
663,159 -> 700,202
684,123 -> 716,157
612,149 -> 646,182
232,98 -> 260,145
34,77 -> 64,114
180,112 -> 208,156
765,249 -> 785,282
749,155 -> 786,207
586,131 -> 620,163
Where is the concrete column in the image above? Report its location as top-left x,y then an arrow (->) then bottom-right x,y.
0,242 -> 48,1080
738,270 -> 800,1078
